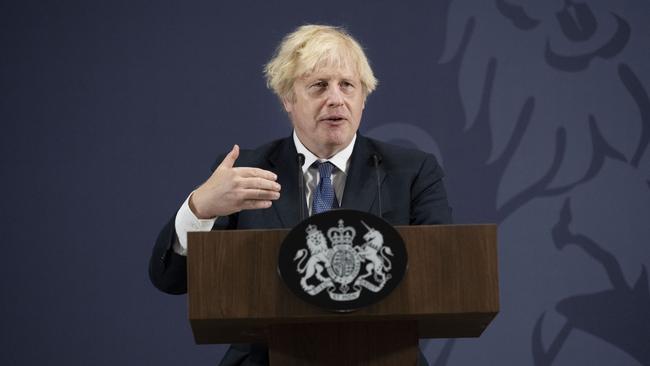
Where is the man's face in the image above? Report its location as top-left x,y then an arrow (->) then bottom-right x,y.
283,59 -> 365,158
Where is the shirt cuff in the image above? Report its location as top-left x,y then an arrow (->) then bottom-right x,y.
173,192 -> 217,256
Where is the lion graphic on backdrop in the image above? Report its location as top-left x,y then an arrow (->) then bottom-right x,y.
416,1 -> 650,365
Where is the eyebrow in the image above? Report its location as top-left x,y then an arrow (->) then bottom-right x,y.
306,74 -> 358,83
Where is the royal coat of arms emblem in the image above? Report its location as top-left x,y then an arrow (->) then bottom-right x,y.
295,219 -> 394,301
278,209 -> 407,312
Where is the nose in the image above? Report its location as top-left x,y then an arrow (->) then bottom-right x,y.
325,86 -> 344,107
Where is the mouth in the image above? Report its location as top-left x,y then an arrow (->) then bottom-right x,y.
319,115 -> 347,124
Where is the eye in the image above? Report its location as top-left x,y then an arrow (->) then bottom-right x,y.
311,81 -> 327,89
341,80 -> 356,91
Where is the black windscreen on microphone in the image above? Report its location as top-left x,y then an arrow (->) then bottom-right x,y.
370,153 -> 383,218
297,153 -> 306,222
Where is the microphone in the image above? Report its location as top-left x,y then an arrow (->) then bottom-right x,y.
370,153 -> 383,218
297,153 -> 306,222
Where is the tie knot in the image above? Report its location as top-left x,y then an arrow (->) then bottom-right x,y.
316,161 -> 334,178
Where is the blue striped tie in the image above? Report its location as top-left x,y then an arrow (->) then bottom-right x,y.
312,161 -> 337,214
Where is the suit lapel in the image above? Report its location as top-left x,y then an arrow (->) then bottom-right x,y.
269,135 -> 388,227
341,135 -> 387,215
268,138 -> 307,228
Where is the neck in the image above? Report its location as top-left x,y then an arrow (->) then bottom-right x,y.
296,135 -> 352,160
309,145 -> 343,159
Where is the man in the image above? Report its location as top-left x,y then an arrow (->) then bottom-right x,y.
149,24 -> 452,365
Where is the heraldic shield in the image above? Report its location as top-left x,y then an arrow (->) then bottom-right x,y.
278,209 -> 408,312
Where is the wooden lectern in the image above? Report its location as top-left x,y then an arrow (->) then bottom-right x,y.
187,224 -> 498,365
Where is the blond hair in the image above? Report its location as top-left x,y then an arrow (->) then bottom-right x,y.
264,24 -> 378,101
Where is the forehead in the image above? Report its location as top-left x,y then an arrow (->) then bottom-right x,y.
301,60 -> 359,81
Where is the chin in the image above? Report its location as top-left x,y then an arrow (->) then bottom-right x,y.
323,132 -> 350,147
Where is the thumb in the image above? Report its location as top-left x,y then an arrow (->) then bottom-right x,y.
219,144 -> 239,169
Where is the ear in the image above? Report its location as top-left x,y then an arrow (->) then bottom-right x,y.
282,96 -> 293,113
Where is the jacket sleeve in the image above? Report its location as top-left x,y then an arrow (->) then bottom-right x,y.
148,218 -> 188,294
149,212 -> 239,294
149,154 -> 233,295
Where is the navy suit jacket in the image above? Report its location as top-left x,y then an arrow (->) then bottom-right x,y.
149,134 -> 452,365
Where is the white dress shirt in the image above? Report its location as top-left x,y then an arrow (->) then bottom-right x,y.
173,132 -> 356,256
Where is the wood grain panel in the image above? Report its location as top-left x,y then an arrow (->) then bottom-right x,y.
187,224 -> 498,344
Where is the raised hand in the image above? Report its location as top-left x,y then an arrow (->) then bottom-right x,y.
189,145 -> 281,218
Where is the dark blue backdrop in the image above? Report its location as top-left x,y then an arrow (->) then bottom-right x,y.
2,1 -> 649,365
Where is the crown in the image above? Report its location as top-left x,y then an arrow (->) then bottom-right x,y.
327,219 -> 356,246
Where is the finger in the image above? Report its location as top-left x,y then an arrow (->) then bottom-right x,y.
239,189 -> 281,201
242,200 -> 273,211
237,176 -> 281,191
236,167 -> 277,181
219,144 -> 239,169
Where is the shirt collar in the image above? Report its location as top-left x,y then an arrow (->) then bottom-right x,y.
292,131 -> 356,174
